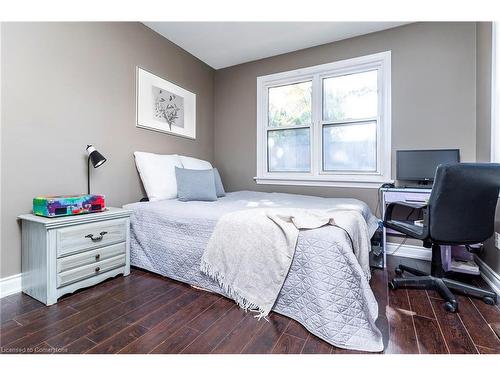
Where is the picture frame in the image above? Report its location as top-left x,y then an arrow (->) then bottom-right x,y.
136,66 -> 196,139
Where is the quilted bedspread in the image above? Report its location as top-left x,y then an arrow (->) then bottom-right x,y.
124,191 -> 383,352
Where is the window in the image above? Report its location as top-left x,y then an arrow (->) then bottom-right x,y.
256,51 -> 391,188
267,81 -> 312,172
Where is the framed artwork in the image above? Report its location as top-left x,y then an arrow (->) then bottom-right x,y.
136,67 -> 196,139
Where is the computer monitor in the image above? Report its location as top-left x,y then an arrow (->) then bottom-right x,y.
396,149 -> 460,183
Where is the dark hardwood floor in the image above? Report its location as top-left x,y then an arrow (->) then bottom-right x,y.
1,256 -> 499,354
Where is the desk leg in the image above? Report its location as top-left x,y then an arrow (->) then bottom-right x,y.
381,193 -> 387,269
382,228 -> 387,268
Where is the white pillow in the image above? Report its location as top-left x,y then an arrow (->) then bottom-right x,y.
134,152 -> 182,201
179,155 -> 213,170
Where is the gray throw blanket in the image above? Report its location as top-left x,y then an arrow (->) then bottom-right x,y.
201,208 -> 371,318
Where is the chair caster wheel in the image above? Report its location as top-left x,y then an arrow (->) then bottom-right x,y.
483,296 -> 496,306
388,281 -> 396,290
444,301 -> 457,313
395,267 -> 403,276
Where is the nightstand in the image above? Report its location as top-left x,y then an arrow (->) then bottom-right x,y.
18,207 -> 131,305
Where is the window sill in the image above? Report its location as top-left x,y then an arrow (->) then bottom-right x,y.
254,177 -> 393,189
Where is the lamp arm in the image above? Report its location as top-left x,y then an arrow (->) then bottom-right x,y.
87,156 -> 91,195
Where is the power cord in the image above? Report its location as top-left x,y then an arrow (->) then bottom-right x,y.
388,236 -> 408,257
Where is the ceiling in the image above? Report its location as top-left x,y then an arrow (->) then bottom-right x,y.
144,22 -> 409,69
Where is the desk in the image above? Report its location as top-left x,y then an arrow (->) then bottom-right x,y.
380,187 -> 432,267
379,187 -> 479,274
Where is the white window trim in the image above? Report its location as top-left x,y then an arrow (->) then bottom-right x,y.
492,23 -> 500,162
255,51 -> 392,189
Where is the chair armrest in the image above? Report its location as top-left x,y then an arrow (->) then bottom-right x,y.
384,201 -> 428,222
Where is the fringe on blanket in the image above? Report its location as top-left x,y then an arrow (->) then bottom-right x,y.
200,260 -> 269,320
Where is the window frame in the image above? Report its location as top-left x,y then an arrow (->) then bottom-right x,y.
492,23 -> 500,162
255,51 -> 392,188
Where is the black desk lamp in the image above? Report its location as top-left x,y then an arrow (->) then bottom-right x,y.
86,145 -> 107,194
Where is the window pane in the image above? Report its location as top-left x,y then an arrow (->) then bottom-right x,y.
323,122 -> 376,171
268,128 -> 310,172
323,70 -> 378,122
268,81 -> 312,127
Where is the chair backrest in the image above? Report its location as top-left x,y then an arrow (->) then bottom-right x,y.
428,163 -> 500,244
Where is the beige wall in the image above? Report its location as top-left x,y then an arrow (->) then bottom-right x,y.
476,22 -> 492,162
0,22 -> 215,278
214,22 -> 477,215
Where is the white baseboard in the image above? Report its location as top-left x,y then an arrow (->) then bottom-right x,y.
0,273 -> 22,299
474,256 -> 500,297
386,242 -> 431,261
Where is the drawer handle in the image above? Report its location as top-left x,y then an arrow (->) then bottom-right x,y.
85,231 -> 108,242
95,254 -> 101,261
95,267 -> 101,272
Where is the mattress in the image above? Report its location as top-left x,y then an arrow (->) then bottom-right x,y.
124,190 -> 383,352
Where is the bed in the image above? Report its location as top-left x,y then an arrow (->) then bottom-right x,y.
123,190 -> 384,352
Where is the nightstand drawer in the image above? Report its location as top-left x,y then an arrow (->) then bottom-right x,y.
57,242 -> 126,273
56,218 -> 127,257
57,253 -> 126,288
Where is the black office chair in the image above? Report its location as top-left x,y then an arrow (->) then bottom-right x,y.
384,163 -> 499,312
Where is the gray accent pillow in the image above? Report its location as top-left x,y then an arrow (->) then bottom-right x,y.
213,168 -> 226,197
175,167 -> 218,202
